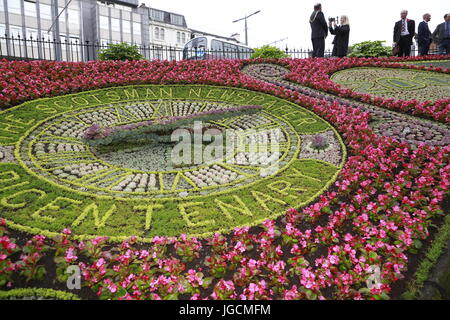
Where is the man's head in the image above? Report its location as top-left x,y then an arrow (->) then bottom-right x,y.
401,10 -> 408,20
423,13 -> 431,22
314,3 -> 322,11
445,14 -> 450,22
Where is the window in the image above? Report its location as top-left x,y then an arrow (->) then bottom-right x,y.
59,34 -> 67,44
57,7 -> 65,23
133,22 -> 140,36
170,14 -> 183,26
69,36 -> 79,44
7,0 -> 21,15
68,9 -> 79,25
169,49 -> 176,61
111,18 -> 120,32
183,37 -> 207,59
99,16 -> 109,30
9,25 -> 22,37
223,42 -> 238,58
238,46 -> 253,59
25,27 -> 38,39
39,4 -> 52,20
24,1 -> 37,17
160,28 -> 164,40
150,9 -> 164,22
211,40 -> 223,51
122,20 -> 130,34
154,27 -> 159,40
25,28 -> 38,47
0,24 -> 6,43
182,33 -> 186,44
176,32 -> 180,44
42,31 -> 53,41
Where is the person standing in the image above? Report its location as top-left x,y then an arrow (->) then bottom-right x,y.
432,14 -> 450,55
329,15 -> 350,57
393,10 -> 416,57
418,13 -> 432,56
310,3 -> 328,58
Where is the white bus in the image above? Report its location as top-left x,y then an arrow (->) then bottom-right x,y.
183,36 -> 254,60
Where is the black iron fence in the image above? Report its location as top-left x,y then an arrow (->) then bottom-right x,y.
0,34 -> 439,63
0,34 -> 333,62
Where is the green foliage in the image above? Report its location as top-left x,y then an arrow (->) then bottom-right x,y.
250,45 -> 289,59
402,214 -> 450,299
348,41 -> 392,58
98,42 -> 144,61
0,288 -> 80,300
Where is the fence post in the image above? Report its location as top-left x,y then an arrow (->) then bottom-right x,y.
86,40 -> 90,61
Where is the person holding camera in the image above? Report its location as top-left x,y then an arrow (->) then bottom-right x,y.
329,15 -> 350,57
309,3 -> 328,57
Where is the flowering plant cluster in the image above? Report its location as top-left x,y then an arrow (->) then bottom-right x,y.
83,105 -> 262,145
0,219 -> 49,286
0,56 -> 448,300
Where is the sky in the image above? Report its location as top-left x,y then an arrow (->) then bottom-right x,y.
143,0 -> 448,50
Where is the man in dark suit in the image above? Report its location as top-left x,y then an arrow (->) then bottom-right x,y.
393,10 -> 416,57
432,14 -> 450,55
310,3 -> 328,58
418,13 -> 432,55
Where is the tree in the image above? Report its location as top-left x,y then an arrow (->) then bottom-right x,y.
98,42 -> 144,61
250,45 -> 289,59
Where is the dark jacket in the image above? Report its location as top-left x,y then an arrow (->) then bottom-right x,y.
393,19 -> 415,44
432,22 -> 449,43
417,21 -> 432,46
329,24 -> 350,57
310,11 -> 328,39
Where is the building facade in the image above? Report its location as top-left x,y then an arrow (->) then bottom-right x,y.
0,0 -> 196,61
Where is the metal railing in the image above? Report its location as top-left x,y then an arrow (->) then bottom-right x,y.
0,34 -> 330,62
0,35 -> 441,63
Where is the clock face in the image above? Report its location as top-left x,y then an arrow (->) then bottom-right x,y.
20,101 -> 297,200
1,85 -> 345,240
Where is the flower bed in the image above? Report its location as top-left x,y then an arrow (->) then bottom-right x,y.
276,56 -> 450,122
331,67 -> 450,102
0,57 -> 448,300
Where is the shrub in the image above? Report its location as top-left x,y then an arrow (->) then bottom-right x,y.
98,42 -> 144,61
348,41 -> 392,58
250,45 -> 289,59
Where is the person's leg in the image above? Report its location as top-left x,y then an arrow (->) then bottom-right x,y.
418,45 -> 424,56
398,38 -> 405,57
311,39 -> 317,57
423,43 -> 430,55
418,42 -> 429,56
404,42 -> 411,56
400,37 -> 411,56
332,45 -> 337,57
438,43 -> 445,55
444,40 -> 450,55
317,38 -> 325,57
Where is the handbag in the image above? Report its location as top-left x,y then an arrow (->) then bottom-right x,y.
392,43 -> 400,56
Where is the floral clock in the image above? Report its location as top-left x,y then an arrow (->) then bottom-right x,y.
0,85 -> 345,241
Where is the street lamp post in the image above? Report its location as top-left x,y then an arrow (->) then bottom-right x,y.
232,10 -> 261,46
